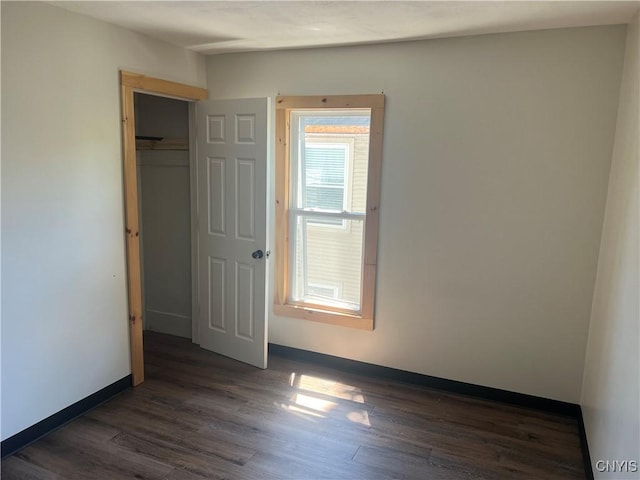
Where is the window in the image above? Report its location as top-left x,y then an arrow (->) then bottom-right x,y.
275,95 -> 385,330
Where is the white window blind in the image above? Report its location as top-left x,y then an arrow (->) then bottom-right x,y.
303,144 -> 347,212
302,143 -> 348,226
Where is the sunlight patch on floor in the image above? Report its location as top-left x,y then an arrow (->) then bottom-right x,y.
294,393 -> 338,413
347,409 -> 371,427
282,403 -> 326,419
291,373 -> 365,404
281,373 -> 371,427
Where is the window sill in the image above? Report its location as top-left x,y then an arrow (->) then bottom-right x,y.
274,303 -> 373,331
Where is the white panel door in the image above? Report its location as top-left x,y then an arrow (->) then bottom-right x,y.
197,98 -> 269,369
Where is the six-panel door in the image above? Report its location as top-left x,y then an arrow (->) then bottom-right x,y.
197,98 -> 268,369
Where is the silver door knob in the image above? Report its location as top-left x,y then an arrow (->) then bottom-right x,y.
251,249 -> 264,259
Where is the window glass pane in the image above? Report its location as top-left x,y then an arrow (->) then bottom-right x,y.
288,108 -> 372,313
291,111 -> 370,215
291,214 -> 364,311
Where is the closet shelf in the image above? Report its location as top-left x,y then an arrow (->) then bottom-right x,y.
136,137 -> 188,151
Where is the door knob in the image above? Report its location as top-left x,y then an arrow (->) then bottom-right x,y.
251,249 -> 264,259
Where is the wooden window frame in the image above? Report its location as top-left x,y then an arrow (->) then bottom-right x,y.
274,95 -> 385,331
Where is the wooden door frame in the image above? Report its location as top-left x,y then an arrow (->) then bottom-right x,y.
120,71 -> 208,386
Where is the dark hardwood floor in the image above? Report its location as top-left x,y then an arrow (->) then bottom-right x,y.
2,332 -> 585,479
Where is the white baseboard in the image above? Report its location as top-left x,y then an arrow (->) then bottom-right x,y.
145,309 -> 192,339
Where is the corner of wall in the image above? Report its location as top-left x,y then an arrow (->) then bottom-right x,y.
579,11 -> 639,479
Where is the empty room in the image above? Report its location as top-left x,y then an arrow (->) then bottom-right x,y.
1,1 -> 638,479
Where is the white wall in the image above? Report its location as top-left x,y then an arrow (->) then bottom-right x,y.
581,15 -> 639,478
207,26 -> 626,403
1,2 -> 206,440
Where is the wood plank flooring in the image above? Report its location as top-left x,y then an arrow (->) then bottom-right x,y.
2,332 -> 586,479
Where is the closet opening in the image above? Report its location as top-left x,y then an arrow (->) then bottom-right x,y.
134,93 -> 196,346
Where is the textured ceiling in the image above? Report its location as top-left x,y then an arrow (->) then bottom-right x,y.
51,1 -> 640,55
